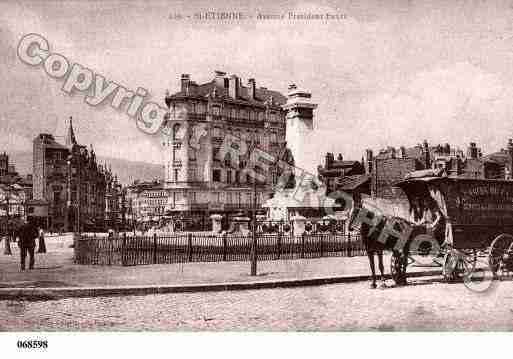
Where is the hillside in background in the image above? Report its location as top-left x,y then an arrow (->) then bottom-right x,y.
8,151 -> 164,185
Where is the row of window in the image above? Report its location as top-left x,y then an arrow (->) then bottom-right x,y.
141,198 -> 168,206
134,191 -> 263,205
169,101 -> 284,121
210,105 -> 283,122
167,124 -> 283,144
143,191 -> 167,198
213,169 -> 256,184
166,166 -> 264,184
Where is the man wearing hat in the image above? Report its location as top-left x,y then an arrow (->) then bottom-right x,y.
15,219 -> 39,271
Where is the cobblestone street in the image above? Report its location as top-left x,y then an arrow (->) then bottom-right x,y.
2,278 -> 513,331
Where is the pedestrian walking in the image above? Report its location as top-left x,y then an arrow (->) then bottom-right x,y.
15,219 -> 39,271
37,227 -> 47,253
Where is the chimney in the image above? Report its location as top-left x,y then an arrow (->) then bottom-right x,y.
181,74 -> 190,93
423,139 -> 430,168
337,153 -> 343,161
214,70 -> 226,88
467,142 -> 478,159
390,147 -> 396,159
365,149 -> 373,174
228,75 -> 239,99
450,156 -> 462,177
507,139 -> 513,179
248,78 -> 256,100
325,153 -> 334,169
399,146 -> 407,159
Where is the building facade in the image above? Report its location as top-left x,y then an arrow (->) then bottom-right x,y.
0,152 -> 10,177
33,119 -> 119,232
0,153 -> 34,231
154,71 -> 289,223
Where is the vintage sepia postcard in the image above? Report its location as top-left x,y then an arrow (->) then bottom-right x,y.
0,0 -> 512,356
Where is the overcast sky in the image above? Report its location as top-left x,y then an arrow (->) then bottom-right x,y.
2,0 -> 513,172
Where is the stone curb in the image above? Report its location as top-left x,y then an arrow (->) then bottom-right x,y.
0,270 -> 442,301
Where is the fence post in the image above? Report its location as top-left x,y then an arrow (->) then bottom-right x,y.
277,231 -> 282,260
222,232 -> 227,261
320,234 -> 324,257
347,232 -> 352,257
107,233 -> 112,266
122,232 -> 127,266
153,232 -> 157,264
301,233 -> 305,259
73,233 -> 79,264
187,233 -> 193,262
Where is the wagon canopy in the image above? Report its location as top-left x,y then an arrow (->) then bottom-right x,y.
396,174 -> 513,247
395,175 -> 453,244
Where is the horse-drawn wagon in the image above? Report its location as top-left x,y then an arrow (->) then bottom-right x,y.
361,175 -> 513,286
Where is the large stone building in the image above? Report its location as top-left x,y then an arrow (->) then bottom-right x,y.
33,119 -> 120,232
151,71 -> 290,223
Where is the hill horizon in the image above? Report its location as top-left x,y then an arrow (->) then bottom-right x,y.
7,150 -> 164,186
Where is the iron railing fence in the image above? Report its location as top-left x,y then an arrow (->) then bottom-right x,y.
74,232 -> 365,266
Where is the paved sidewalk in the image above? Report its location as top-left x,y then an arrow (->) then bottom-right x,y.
0,237 -> 441,290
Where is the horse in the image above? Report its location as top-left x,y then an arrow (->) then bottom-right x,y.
360,217 -> 388,289
349,206 -> 388,289
351,207 -> 415,289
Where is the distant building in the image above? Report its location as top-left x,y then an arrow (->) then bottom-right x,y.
0,183 -> 28,230
367,140 -> 508,201
317,152 -> 365,195
125,180 -> 171,229
0,152 -> 10,177
0,152 -> 33,230
33,118 -> 119,232
0,152 -> 24,182
483,139 -> 513,180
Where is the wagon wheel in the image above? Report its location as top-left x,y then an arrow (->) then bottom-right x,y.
390,251 -> 408,285
443,249 -> 476,282
488,234 -> 513,279
504,242 -> 513,276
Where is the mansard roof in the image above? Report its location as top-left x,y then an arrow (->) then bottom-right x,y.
167,78 -> 287,107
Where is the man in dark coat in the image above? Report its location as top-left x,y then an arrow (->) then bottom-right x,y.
16,219 -> 39,270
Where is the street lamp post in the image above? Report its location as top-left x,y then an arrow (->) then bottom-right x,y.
66,155 -> 72,232
76,149 -> 82,235
249,139 -> 259,276
2,185 -> 12,255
